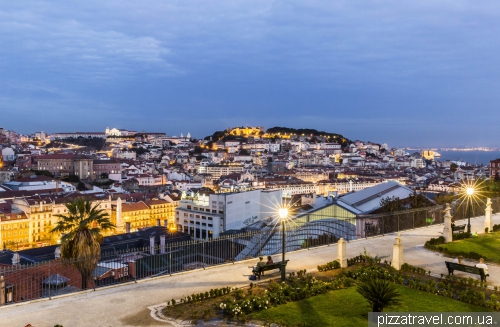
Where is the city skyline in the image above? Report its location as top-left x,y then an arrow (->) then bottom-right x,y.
1,1 -> 500,147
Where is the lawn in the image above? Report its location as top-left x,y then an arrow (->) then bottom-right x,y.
250,285 -> 491,327
436,232 -> 500,263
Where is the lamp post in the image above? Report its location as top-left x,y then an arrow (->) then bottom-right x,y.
279,208 -> 288,281
466,187 -> 474,234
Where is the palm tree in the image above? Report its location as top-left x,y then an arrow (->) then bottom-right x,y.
356,279 -> 402,312
51,198 -> 114,289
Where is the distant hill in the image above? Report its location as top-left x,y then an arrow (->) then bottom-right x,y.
204,126 -> 351,147
265,126 -> 350,145
44,137 -> 106,151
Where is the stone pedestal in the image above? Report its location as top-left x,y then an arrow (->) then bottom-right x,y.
160,235 -> 166,254
0,275 -> 5,305
150,236 -> 155,255
443,203 -> 453,243
337,238 -> 347,268
391,233 -> 403,270
485,198 -> 493,232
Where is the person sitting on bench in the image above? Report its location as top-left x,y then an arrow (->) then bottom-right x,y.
475,258 -> 489,276
266,256 -> 274,264
452,256 -> 463,264
251,256 -> 265,272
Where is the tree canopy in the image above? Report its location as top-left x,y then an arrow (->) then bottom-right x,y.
51,198 -> 114,289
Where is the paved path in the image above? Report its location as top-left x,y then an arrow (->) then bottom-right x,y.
1,214 -> 499,327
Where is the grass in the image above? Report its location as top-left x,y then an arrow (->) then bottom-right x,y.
249,285 -> 492,327
437,232 -> 500,263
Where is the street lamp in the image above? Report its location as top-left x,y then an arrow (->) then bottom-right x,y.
279,208 -> 288,281
466,186 -> 474,234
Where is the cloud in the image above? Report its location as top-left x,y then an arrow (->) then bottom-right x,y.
0,7 -> 177,81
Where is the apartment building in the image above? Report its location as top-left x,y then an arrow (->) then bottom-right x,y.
175,189 -> 282,239
0,210 -> 30,250
293,170 -> 329,183
490,159 -> 500,179
10,195 -> 113,246
93,159 -> 122,180
198,164 -> 244,179
118,201 -> 151,232
317,178 -> 383,195
144,199 -> 177,230
36,154 -> 93,180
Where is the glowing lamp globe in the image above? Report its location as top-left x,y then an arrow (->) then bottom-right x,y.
279,208 -> 288,219
466,187 -> 474,196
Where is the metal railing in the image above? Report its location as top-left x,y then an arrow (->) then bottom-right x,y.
357,205 -> 445,237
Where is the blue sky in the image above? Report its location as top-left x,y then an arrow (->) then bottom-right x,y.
1,1 -> 499,147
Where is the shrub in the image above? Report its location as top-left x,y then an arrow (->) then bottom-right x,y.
356,279 -> 402,312
424,236 -> 445,249
317,260 -> 341,272
400,263 -> 426,275
453,232 -> 472,241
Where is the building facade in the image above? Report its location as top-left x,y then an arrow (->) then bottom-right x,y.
490,159 -> 500,179
175,189 -> 282,239
36,154 -> 94,180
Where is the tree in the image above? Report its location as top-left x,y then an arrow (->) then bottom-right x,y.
379,196 -> 404,213
407,191 -> 433,209
64,174 -> 80,183
77,181 -> 87,191
51,198 -> 114,289
434,192 -> 457,205
450,163 -> 458,173
356,279 -> 401,312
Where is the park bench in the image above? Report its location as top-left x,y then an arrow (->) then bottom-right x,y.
445,261 -> 487,282
251,260 -> 290,280
452,224 -> 466,233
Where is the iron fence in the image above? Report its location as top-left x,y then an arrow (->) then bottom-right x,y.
491,197 -> 500,215
357,205 -> 445,237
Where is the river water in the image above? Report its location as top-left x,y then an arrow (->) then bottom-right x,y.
435,151 -> 500,166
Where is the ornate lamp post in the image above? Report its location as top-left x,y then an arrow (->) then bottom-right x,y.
279,208 -> 288,281
466,186 -> 474,234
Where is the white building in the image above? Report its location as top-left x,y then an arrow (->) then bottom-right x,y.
2,147 -> 16,162
105,127 -> 135,137
410,158 -> 425,169
264,143 -> 280,153
2,176 -> 76,193
198,164 -> 244,179
114,151 -> 137,160
175,189 -> 282,239
224,141 -> 240,148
